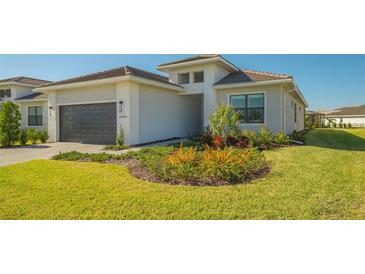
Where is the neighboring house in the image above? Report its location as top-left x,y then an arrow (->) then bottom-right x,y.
1,55 -> 308,145
0,77 -> 51,130
306,109 -> 332,127
325,105 -> 365,127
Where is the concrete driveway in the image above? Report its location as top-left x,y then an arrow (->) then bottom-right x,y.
0,142 -> 128,167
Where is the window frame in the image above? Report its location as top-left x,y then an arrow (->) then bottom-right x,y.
193,71 -> 204,83
229,92 -> 266,124
294,102 -> 297,123
177,73 -> 190,84
27,106 -> 43,127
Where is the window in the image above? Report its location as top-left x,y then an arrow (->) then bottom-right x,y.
193,71 -> 204,83
177,73 -> 190,84
294,103 -> 297,123
28,106 -> 43,126
230,93 -> 265,123
0,89 -> 11,98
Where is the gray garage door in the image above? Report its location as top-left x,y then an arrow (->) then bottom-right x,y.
60,103 -> 117,144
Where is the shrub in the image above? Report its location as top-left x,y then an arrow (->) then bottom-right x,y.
343,123 -> 347,128
52,151 -> 127,161
209,104 -> 240,146
157,145 -> 268,183
348,123 -> 352,128
116,128 -> 125,146
273,132 -> 290,146
253,126 -> 273,150
288,130 -> 308,143
53,151 -> 86,161
104,144 -> 130,151
226,134 -> 250,148
200,145 -> 267,182
20,129 -> 27,146
199,127 -> 214,146
212,135 -> 225,149
165,144 -> 197,165
25,128 -> 40,144
333,123 -> 337,128
39,128 -> 49,143
0,101 -> 22,147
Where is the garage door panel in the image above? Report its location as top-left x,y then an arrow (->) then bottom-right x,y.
60,103 -> 116,144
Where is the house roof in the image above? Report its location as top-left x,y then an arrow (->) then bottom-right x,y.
38,66 -> 181,88
0,77 -> 51,86
214,69 -> 292,85
157,55 -> 220,67
329,104 -> 365,116
157,54 -> 240,72
15,92 -> 48,101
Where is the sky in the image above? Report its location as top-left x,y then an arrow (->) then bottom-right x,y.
0,54 -> 364,110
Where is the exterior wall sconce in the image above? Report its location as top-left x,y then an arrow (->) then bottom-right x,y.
119,101 -> 124,113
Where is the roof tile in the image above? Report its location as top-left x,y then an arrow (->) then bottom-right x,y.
0,77 -> 51,86
214,69 -> 292,85
39,66 -> 180,88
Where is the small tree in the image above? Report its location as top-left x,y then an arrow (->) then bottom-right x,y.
0,101 -> 22,147
116,128 -> 125,146
209,104 -> 240,146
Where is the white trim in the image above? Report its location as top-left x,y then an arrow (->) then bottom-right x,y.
293,83 -> 309,107
15,98 -> 47,103
214,79 -> 293,90
227,90 -> 267,126
128,75 -> 185,92
35,75 -> 185,93
27,105 -> 44,127
157,56 -> 239,72
56,99 -> 117,106
35,76 -> 129,91
0,82 -> 42,88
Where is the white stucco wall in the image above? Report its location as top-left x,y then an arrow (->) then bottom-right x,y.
138,84 -> 202,144
13,85 -> 34,99
284,91 -> 305,134
166,63 -> 230,127
45,81 -> 202,145
216,84 -> 284,134
55,84 -> 116,105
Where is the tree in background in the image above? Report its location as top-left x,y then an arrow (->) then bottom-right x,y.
0,101 -> 22,147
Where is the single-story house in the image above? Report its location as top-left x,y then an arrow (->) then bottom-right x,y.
325,105 -> 365,127
0,55 -> 308,145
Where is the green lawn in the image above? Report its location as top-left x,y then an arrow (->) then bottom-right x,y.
1,128 -> 365,219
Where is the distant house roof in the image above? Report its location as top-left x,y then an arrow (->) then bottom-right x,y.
38,66 -> 181,88
0,77 -> 51,86
15,92 -> 48,101
214,69 -> 292,85
329,105 -> 365,116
